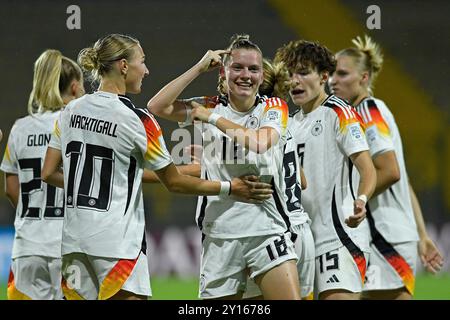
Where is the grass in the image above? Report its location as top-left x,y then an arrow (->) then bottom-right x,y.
1,274 -> 449,300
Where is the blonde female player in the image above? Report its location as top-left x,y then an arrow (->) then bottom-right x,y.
42,34 -> 272,300
331,35 -> 444,299
146,57 -> 315,300
0,49 -> 85,299
149,34 -> 302,300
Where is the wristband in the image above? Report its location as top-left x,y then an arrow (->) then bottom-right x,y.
219,181 -> 231,197
357,194 -> 367,203
183,101 -> 193,123
208,113 -> 222,126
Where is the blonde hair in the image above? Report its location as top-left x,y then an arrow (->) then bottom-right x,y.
259,59 -> 290,100
28,49 -> 82,115
78,34 -> 139,81
337,35 -> 384,94
217,34 -> 263,95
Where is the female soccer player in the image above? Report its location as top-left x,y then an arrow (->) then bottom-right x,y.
274,40 -> 376,300
330,35 -> 444,299
41,34 -> 272,300
148,35 -> 303,300
0,49 -> 85,299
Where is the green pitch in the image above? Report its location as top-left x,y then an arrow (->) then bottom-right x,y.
1,274 -> 449,300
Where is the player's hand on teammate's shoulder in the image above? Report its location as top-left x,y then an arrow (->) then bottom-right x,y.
191,101 -> 211,122
230,175 -> 273,204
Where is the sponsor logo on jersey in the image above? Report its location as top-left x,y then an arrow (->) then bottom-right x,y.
326,274 -> 340,283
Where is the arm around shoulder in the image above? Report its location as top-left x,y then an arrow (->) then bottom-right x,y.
42,147 -> 64,189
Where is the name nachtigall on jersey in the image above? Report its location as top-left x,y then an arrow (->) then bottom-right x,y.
0,111 -> 65,259
290,95 -> 370,257
356,97 -> 418,243
183,95 -> 308,238
49,91 -> 172,259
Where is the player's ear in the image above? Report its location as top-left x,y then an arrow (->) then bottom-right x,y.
320,71 -> 329,86
360,71 -> 369,86
219,66 -> 225,79
118,58 -> 128,76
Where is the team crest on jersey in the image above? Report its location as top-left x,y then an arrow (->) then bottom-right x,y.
311,120 -> 323,136
245,115 -> 259,129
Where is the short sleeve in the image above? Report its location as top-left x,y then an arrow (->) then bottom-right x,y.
259,97 -> 289,137
178,96 -> 219,128
0,125 -> 18,174
332,105 -> 369,157
135,110 -> 173,171
357,99 -> 394,157
48,115 -> 62,151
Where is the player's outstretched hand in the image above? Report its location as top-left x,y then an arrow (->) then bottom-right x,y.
345,198 -> 366,228
230,175 -> 273,204
419,236 -> 444,274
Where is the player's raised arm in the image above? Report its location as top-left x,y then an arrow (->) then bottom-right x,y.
147,49 -> 228,122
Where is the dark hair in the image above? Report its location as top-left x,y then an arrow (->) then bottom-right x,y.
274,40 -> 336,75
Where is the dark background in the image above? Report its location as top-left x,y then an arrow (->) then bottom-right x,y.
0,0 -> 448,240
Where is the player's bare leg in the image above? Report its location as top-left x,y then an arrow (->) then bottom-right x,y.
108,290 -> 148,300
255,260 -> 301,300
319,289 -> 361,300
363,288 -> 411,300
243,295 -> 263,300
211,292 -> 244,300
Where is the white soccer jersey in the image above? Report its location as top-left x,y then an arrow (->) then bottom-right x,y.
1,111 -> 64,259
290,95 -> 370,257
182,95 -> 308,238
49,91 -> 172,259
284,122 -> 311,227
356,97 -> 418,243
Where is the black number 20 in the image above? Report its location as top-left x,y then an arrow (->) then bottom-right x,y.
65,141 -> 114,211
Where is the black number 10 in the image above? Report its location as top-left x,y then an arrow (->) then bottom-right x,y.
65,141 -> 114,211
